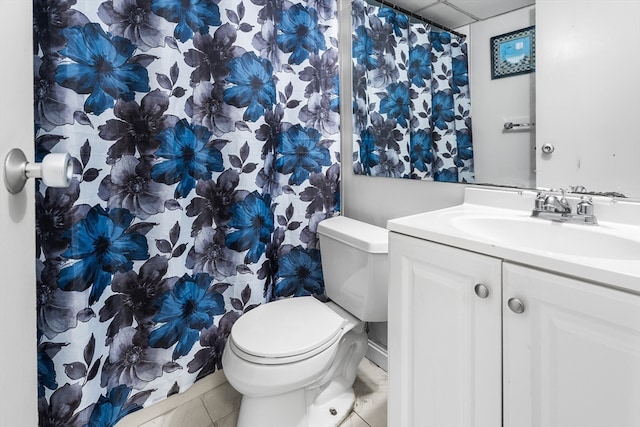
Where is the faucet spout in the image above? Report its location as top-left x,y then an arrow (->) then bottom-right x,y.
542,195 -> 571,214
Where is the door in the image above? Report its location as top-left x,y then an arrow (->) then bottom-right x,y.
0,1 -> 38,426
388,233 -> 502,427
503,263 -> 640,427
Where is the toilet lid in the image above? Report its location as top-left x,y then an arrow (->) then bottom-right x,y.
230,296 -> 347,359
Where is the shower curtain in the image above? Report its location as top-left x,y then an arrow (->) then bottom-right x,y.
33,0 -> 340,424
351,0 -> 474,182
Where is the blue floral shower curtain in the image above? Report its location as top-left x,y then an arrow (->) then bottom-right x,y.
351,0 -> 473,182
33,0 -> 340,424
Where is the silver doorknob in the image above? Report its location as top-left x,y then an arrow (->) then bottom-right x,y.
474,283 -> 489,298
541,143 -> 554,154
4,148 -> 72,194
507,298 -> 525,314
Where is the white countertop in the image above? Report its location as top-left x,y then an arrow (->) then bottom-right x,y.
387,187 -> 640,294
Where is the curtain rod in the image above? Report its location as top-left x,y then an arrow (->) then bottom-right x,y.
372,0 -> 466,38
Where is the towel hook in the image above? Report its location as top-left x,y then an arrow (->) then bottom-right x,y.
504,122 -> 535,130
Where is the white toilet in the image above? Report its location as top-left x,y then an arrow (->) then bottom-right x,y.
221,216 -> 389,427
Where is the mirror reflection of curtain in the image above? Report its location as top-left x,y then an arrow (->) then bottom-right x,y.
352,0 -> 474,182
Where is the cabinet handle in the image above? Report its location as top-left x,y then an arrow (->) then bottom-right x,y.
474,283 -> 489,298
507,298 -> 525,314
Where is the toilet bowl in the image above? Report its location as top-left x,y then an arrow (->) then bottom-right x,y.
221,216 -> 389,427
222,297 -> 368,426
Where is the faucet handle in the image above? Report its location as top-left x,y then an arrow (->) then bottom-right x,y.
557,189 -> 572,213
534,191 -> 545,210
577,196 -> 594,216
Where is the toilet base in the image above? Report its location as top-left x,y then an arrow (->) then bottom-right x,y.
236,386 -> 355,427
227,305 -> 369,427
237,389 -> 307,427
307,388 -> 355,427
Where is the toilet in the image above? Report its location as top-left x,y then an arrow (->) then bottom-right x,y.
221,216 -> 389,427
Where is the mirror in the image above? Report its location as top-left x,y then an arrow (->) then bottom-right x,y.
348,0 -> 640,199
351,0 -> 476,184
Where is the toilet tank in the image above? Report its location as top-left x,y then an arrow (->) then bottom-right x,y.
317,216 -> 388,322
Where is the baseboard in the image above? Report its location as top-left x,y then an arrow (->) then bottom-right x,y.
365,339 -> 388,372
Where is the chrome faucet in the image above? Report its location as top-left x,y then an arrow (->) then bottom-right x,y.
532,189 -> 598,225
542,193 -> 571,213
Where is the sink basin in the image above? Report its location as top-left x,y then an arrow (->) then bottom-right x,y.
451,215 -> 640,260
387,187 -> 640,292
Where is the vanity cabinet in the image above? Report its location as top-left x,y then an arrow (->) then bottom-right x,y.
503,263 -> 640,427
388,233 -> 502,427
389,232 -> 640,427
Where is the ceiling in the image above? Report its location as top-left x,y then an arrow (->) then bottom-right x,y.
387,0 -> 535,29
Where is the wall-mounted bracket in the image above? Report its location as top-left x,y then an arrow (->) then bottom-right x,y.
4,148 -> 72,194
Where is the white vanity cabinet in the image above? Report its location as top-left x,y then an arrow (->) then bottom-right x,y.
389,232 -> 640,427
503,263 -> 640,427
388,232 -> 502,427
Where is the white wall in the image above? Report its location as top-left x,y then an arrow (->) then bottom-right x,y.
536,0 -> 640,198
468,6 -> 536,189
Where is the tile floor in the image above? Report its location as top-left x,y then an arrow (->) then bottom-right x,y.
116,357 -> 387,427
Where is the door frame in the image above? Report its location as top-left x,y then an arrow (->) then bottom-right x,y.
0,1 -> 38,425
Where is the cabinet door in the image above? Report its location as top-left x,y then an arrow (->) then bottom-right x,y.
388,233 -> 502,427
503,263 -> 640,427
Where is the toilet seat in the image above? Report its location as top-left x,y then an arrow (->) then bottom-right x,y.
229,297 -> 347,365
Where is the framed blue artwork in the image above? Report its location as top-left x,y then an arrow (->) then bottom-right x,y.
490,26 -> 535,79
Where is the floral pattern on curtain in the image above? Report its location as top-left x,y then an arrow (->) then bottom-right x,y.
351,0 -> 474,182
33,0 -> 340,424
